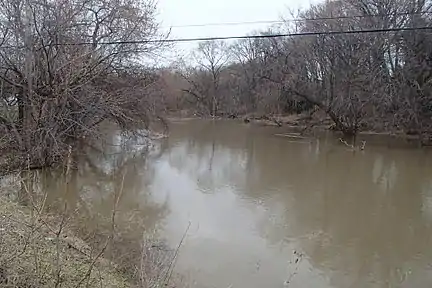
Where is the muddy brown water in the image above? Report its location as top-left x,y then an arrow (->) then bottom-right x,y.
40,120 -> 432,287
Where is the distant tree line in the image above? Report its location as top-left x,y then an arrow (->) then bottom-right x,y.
166,0 -> 432,143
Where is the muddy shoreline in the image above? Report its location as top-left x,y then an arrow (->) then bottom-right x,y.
166,114 -> 431,148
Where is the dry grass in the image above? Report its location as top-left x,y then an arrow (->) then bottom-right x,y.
0,169 -> 189,288
0,197 -> 130,288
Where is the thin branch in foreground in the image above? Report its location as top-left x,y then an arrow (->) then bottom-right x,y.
165,221 -> 191,285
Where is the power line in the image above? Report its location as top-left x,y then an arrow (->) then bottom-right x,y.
168,11 -> 432,29
60,26 -> 432,45
1,26 -> 430,49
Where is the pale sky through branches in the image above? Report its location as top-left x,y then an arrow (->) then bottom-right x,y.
156,0 -> 323,64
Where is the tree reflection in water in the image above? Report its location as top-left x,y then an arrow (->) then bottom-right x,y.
21,128 -> 171,281
155,120 -> 432,288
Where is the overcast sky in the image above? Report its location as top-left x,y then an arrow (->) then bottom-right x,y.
156,0 -> 323,64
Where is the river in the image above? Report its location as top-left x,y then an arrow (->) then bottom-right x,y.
39,119 -> 432,287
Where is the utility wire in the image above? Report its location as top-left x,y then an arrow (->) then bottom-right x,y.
58,26 -> 432,45
168,11 -> 432,28
1,26 -> 430,49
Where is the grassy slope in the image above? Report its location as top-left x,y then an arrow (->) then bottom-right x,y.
0,197 -> 131,288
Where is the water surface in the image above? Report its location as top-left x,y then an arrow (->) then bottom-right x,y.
44,120 -> 432,287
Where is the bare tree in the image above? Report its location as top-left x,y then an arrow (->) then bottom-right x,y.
256,0 -> 432,138
182,41 -> 230,116
0,0 -> 166,171
229,34 -> 272,113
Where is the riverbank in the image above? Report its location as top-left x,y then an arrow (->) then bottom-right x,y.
0,196 -> 131,287
0,190 -> 182,288
167,112 -> 432,147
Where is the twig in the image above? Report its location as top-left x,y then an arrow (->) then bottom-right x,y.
75,168 -> 126,288
275,134 -> 308,139
164,221 -> 191,286
284,251 -> 304,287
54,215 -> 67,288
339,138 -> 355,149
75,241 -> 109,288
339,138 -> 366,151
